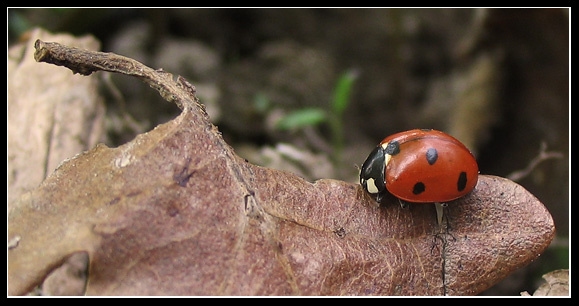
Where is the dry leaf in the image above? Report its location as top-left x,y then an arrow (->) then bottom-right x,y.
8,39 -> 555,296
8,28 -> 105,205
521,269 -> 569,296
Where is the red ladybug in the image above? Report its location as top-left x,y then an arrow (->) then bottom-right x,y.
360,129 -> 479,204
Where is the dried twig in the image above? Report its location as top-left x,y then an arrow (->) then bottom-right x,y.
34,39 -> 201,111
507,142 -> 564,182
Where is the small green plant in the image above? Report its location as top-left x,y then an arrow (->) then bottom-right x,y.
328,68 -> 358,163
275,69 -> 359,164
275,108 -> 327,131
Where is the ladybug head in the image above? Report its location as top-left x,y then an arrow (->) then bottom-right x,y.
359,146 -> 386,196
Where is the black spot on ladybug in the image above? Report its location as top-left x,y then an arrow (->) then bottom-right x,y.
425,148 -> 438,165
385,140 -> 400,155
413,182 -> 426,195
457,172 -> 468,191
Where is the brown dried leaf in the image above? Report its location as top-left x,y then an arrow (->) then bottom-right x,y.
521,269 -> 569,296
8,28 -> 105,205
8,40 -> 555,296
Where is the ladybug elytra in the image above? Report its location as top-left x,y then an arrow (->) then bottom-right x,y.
360,129 -> 479,204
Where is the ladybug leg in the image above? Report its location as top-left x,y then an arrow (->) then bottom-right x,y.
375,190 -> 389,203
398,198 -> 409,209
376,192 -> 383,203
434,202 -> 447,226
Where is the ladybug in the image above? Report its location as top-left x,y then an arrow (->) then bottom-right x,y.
360,129 -> 479,206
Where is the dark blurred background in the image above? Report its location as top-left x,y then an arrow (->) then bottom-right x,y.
8,8 -> 569,295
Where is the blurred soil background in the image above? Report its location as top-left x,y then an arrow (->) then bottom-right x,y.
8,8 -> 569,295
